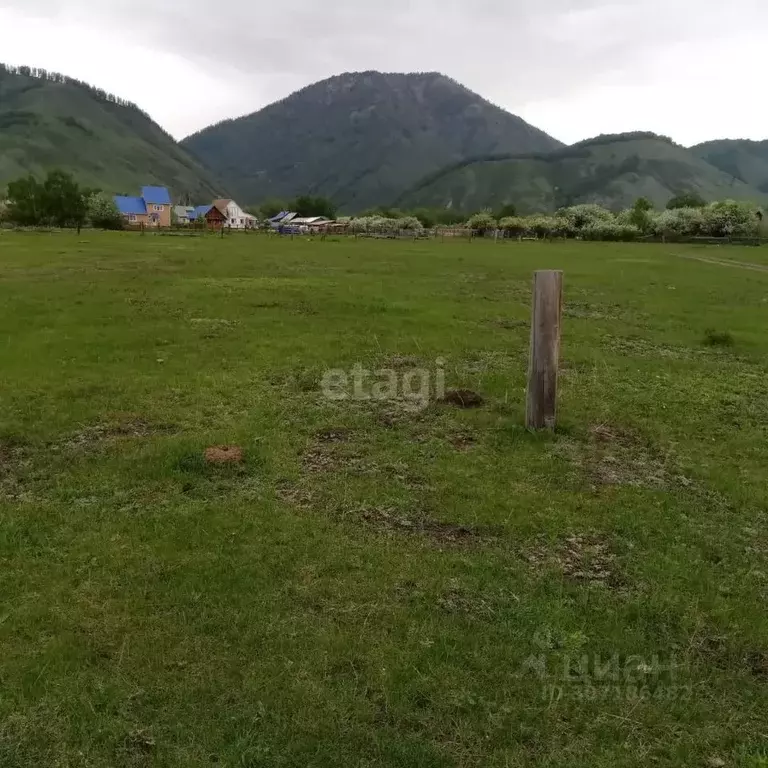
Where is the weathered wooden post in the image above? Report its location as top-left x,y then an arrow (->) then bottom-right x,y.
526,270 -> 563,430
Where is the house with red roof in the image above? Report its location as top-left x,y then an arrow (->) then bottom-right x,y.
114,186 -> 172,227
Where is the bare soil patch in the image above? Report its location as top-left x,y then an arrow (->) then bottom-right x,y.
353,505 -> 498,547
552,424 -> 672,490
0,438 -> 33,501
526,533 -> 624,588
437,580 -> 496,618
447,431 -> 477,451
204,445 -> 244,465
275,482 -> 315,510
64,418 -> 179,449
441,390 -> 484,409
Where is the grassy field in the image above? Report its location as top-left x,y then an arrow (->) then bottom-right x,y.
0,231 -> 766,767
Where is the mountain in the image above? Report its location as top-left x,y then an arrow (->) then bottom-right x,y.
0,64 -> 220,199
691,139 -> 768,194
396,133 -> 767,213
181,71 -> 563,211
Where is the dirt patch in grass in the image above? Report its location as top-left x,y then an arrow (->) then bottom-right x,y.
64,418 -> 179,449
275,482 -> 315,510
353,505 -> 498,547
302,441 -> 365,474
374,400 -> 434,429
204,445 -> 244,465
525,533 -> 624,588
447,431 -> 477,451
553,424 -> 672,490
0,437 -> 33,501
588,424 -> 669,488
437,580 -> 497,618
315,427 -> 353,443
440,389 -> 485,409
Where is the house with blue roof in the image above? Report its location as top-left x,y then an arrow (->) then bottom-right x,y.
114,186 -> 172,227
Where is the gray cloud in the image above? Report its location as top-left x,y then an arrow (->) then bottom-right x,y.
4,0 -> 768,142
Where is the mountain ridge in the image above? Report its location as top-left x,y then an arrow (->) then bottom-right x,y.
181,70 -> 564,211
0,63 -> 221,200
396,132 -> 767,213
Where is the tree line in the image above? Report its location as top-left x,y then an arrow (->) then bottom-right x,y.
0,62 -> 147,116
1,170 -> 122,231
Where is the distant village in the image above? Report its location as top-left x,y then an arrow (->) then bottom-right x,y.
113,186 -> 336,232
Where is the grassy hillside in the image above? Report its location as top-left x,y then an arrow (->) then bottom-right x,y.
691,139 -> 768,194
182,71 -> 563,211
398,133 -> 766,213
0,232 -> 766,765
0,64 -> 221,200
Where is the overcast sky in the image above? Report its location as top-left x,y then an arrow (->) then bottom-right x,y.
0,1 -> 765,145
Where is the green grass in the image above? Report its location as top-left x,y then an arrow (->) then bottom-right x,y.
0,231 -> 766,767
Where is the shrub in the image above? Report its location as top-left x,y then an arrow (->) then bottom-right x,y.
499,216 -> 528,236
651,207 -> 705,238
700,200 -> 761,238
581,223 -> 641,242
87,192 -> 123,230
466,212 -> 497,232
557,204 -> 614,230
398,216 -> 424,231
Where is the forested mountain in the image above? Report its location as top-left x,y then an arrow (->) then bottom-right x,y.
691,139 -> 768,194
0,63 -> 220,199
397,133 -> 767,213
181,71 -> 563,211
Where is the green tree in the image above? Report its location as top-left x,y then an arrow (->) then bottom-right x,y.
412,208 -> 436,228
667,192 -> 706,210
466,212 -> 497,234
6,175 -> 44,225
41,170 -> 88,230
259,199 -> 288,219
291,195 -> 337,219
495,202 -> 517,220
629,197 -> 654,232
87,192 -> 123,230
433,209 -> 466,226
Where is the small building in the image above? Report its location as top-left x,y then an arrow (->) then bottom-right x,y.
213,199 -> 258,229
114,195 -> 149,226
174,205 -> 195,224
269,211 -> 298,229
293,216 -> 333,229
191,204 -> 227,229
114,186 -> 172,227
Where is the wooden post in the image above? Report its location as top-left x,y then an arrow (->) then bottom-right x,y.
526,270 -> 563,430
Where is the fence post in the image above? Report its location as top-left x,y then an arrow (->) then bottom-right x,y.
526,270 -> 563,430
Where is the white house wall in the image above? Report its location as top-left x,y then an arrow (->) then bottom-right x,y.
224,201 -> 256,229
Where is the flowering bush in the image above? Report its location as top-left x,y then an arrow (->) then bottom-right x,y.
345,215 -> 423,233
466,212 -> 497,232
581,222 -> 641,242
398,216 -> 424,231
557,204 -> 614,230
700,201 -> 761,237
651,208 -> 705,238
499,216 -> 528,236
87,193 -> 123,230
